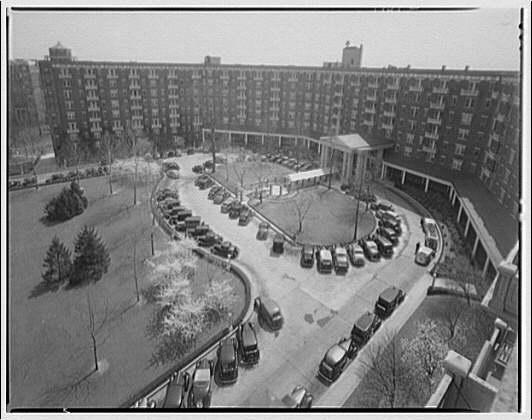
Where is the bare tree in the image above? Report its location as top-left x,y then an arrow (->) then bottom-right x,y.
358,333 -> 417,408
439,298 -> 467,342
293,197 -> 313,235
233,164 -> 247,189
133,241 -> 140,303
101,130 -> 114,195
253,164 -> 273,204
86,290 -> 109,372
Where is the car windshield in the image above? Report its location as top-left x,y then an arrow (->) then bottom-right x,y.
194,369 -> 210,385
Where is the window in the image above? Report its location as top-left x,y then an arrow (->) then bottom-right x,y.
404,146 -> 412,157
452,158 -> 463,171
455,144 -> 466,156
411,107 -> 419,117
66,112 -> 75,120
64,90 -> 71,100
451,96 -> 457,106
112,109 -> 120,119
465,97 -> 475,109
458,128 -> 469,140
461,113 -> 473,125
485,99 -> 491,109
111,99 -> 119,108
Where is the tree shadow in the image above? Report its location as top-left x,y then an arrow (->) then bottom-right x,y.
39,367 -> 97,407
39,215 -> 64,228
28,279 -> 63,299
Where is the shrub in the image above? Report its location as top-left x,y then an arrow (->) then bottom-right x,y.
44,181 -> 88,222
70,226 -> 111,287
42,236 -> 72,285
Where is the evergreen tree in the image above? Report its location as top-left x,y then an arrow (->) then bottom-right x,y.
44,183 -> 88,222
71,226 -> 111,287
42,236 -> 72,285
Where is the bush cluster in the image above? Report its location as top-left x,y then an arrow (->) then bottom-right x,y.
44,181 -> 88,222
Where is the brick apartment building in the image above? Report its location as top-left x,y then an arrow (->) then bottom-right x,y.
37,42 -> 520,225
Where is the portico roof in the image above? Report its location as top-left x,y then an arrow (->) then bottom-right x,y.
319,133 -> 394,153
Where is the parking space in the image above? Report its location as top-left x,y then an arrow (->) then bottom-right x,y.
149,153 -> 434,408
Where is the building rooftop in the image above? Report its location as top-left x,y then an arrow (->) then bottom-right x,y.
320,133 -> 394,152
384,152 -> 518,258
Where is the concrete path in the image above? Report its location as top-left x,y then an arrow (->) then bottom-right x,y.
156,153 -> 434,408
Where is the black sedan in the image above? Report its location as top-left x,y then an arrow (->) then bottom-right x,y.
237,322 -> 260,365
212,241 -> 239,259
163,371 -> 190,408
318,337 -> 358,383
216,337 -> 239,385
300,246 -> 314,268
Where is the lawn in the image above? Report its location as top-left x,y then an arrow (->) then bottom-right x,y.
8,168 -> 246,408
211,158 -> 293,193
255,185 -> 376,245
344,295 -> 496,408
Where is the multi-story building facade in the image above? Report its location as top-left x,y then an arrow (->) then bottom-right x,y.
38,43 -> 520,223
9,59 -> 41,131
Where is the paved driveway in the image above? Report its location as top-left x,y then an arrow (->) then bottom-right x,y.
156,153 -> 432,408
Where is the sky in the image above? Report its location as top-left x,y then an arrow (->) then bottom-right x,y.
9,8 -> 521,71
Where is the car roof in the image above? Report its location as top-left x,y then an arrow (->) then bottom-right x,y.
324,343 -> 346,365
355,312 -> 375,332
379,286 -> 400,303
219,339 -> 236,362
418,246 -> 433,256
320,249 -> 332,259
259,222 -> 269,228
375,235 -> 392,245
261,297 -> 281,315
241,323 -> 257,346
303,246 -> 313,255
335,247 -> 347,255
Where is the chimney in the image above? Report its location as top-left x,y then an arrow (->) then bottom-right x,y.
407,64 -> 411,70
465,65 -> 470,71
442,65 -> 446,72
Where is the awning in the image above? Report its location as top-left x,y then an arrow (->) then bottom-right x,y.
284,168 -> 332,183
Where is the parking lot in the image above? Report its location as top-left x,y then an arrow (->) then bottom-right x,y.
140,152 -> 437,408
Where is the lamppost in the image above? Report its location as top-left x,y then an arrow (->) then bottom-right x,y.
353,153 -> 368,241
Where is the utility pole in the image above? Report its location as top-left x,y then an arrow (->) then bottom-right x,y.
353,178 -> 363,241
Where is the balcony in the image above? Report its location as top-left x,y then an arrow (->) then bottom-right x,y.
366,93 -> 377,101
383,109 -> 396,117
364,107 -> 376,114
86,94 -> 99,101
433,86 -> 448,94
409,85 -> 423,92
422,141 -> 436,153
130,94 -> 142,100
237,74 -> 246,81
89,116 -> 101,123
84,72 -> 96,79
384,96 -> 397,104
427,117 -> 442,125
362,118 -> 374,126
148,73 -> 158,80
129,73 -> 140,79
237,85 -> 246,91
129,84 -> 141,90
221,73 -> 229,80
67,127 -> 79,134
425,131 -> 440,140
368,81 -> 378,89
430,101 -> 445,110
489,132 -> 500,143
381,122 -> 394,131
254,74 -> 263,81
495,113 -> 505,123
85,84 -> 97,90
87,106 -> 100,112
192,73 -> 201,80
460,88 -> 479,96
387,82 -> 399,90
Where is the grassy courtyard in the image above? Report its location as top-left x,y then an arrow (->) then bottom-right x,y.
211,158 -> 293,193
8,166 -> 246,408
256,185 -> 376,245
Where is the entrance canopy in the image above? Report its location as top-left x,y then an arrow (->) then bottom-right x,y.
319,133 -> 394,153
284,168 -> 332,184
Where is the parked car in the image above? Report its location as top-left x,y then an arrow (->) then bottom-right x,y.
175,221 -> 187,232
377,226 -> 399,245
213,191 -> 228,205
192,164 -> 204,174
254,296 -> 283,330
208,185 -> 223,200
186,148 -> 195,155
196,177 -> 210,189
238,208 -> 253,226
318,337 -> 358,383
176,209 -> 193,221
163,161 -> 180,171
216,337 -> 239,385
285,386 -> 313,408
163,371 -> 190,408
221,198 -> 234,213
370,201 -> 394,212
212,241 -> 239,259
237,322 -> 260,365
317,248 -> 333,273
360,239 -> 380,262
229,202 -> 243,219
374,286 -> 405,320
347,244 -> 365,267
333,246 -> 349,274
189,223 -> 210,238
197,231 -> 223,248
351,311 -> 382,347
256,222 -> 269,240
167,169 -> 180,179
415,246 -> 435,266
203,160 -> 214,170
374,235 -> 394,258
185,216 -> 202,230
188,359 -> 214,408
380,218 -> 402,235
272,234 -> 284,254
300,246 -> 315,268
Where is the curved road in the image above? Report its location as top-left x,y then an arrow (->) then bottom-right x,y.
157,153 -> 435,408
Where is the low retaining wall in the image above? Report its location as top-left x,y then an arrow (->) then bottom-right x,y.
124,172 -> 252,408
